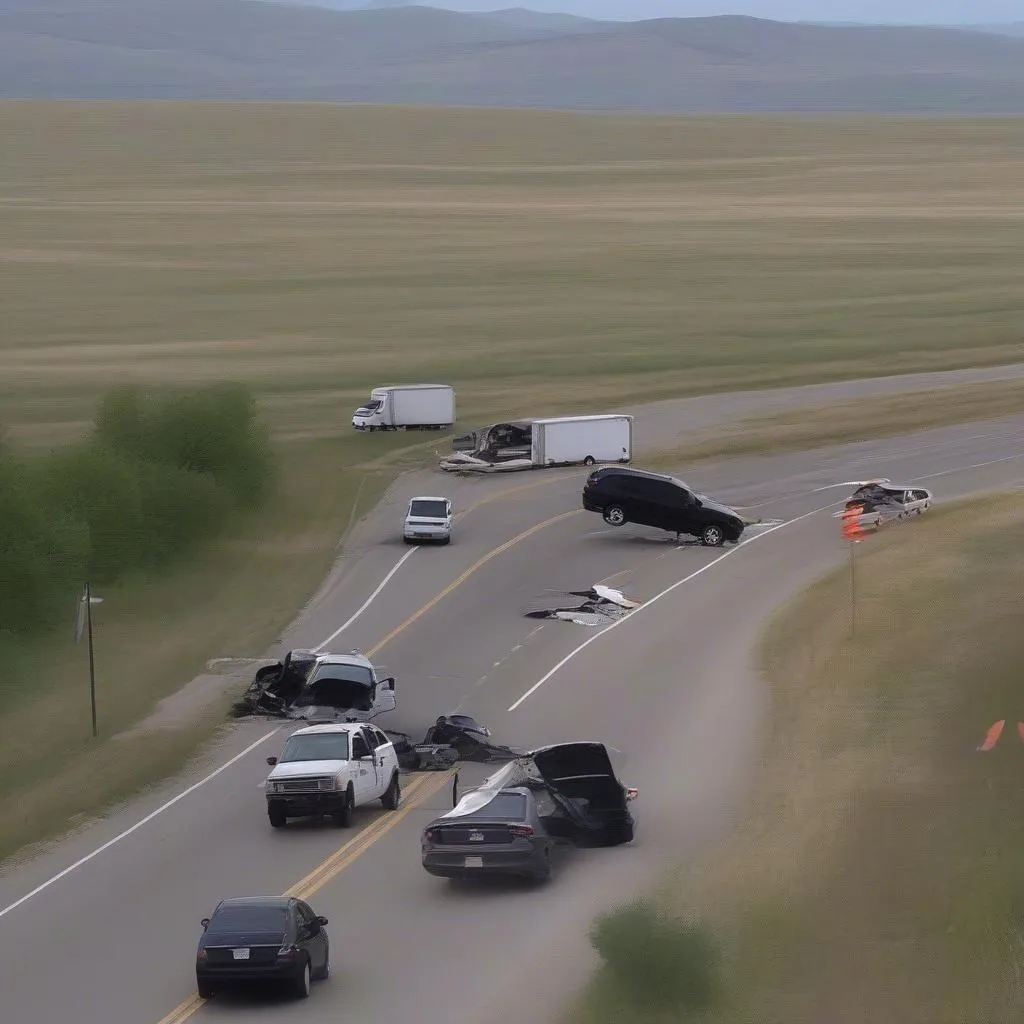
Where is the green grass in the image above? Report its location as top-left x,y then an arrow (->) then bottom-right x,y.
645,377 -> 1024,468
2,102 -> 1023,862
572,491 -> 1024,1022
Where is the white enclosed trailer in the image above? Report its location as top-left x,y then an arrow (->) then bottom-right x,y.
532,414 -> 633,467
440,414 -> 633,472
352,384 -> 456,431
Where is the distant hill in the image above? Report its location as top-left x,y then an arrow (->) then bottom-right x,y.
2,4 -> 1024,111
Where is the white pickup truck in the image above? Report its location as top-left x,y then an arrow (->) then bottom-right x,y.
264,723 -> 402,829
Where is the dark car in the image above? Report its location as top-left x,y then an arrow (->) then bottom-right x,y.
421,787 -> 561,882
530,742 -> 637,848
196,896 -> 329,1000
582,466 -> 745,546
421,742 -> 638,881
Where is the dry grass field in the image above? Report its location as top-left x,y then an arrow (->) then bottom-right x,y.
1,102 -> 1023,859
575,491 -> 1024,1022
3,105 -> 1024,449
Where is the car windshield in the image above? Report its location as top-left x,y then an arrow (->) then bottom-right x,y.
410,499 -> 448,518
210,905 -> 288,933
470,791 -> 528,820
306,663 -> 373,687
280,733 -> 350,762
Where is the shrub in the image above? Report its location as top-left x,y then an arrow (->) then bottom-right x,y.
0,383 -> 275,642
96,383 -> 274,506
589,900 -> 721,1013
0,455 -> 88,634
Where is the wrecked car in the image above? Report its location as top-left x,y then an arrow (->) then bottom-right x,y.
233,651 -> 397,724
390,714 -> 522,772
839,480 -> 933,527
231,649 -> 318,718
421,742 -> 637,881
524,584 -> 639,627
582,465 -> 746,546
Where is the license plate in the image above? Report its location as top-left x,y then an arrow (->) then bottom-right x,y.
464,856 -> 483,868
232,948 -> 250,960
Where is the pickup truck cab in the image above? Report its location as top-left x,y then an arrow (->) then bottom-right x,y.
265,723 -> 402,829
403,496 -> 453,544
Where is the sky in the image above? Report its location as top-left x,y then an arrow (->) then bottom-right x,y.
437,1 -> 1022,24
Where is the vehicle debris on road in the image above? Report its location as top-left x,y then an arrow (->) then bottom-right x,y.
523,584 -> 641,626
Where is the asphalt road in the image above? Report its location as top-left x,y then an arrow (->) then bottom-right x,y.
0,366 -> 1022,1024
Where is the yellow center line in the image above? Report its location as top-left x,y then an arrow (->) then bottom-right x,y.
155,770 -> 453,1024
367,508 -> 581,657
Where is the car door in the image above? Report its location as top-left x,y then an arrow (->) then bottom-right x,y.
294,900 -> 327,975
369,728 -> 393,798
646,479 -> 691,531
371,675 -> 397,717
617,476 -> 659,527
350,730 -> 378,804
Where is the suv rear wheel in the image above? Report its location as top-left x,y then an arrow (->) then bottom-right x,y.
603,506 -> 627,526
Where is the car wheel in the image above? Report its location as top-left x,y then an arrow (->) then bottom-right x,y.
700,524 -> 725,547
197,979 -> 216,1000
268,804 -> 287,829
583,456 -> 596,466
602,506 -> 627,526
332,787 -> 354,827
380,772 -> 401,810
294,958 -> 311,999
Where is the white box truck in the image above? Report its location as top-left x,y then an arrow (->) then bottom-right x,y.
440,414 -> 633,473
352,384 -> 456,432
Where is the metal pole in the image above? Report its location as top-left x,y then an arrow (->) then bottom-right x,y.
86,581 -> 97,738
850,542 -> 856,639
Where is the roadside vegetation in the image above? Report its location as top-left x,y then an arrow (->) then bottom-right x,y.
646,377 -> 1024,469
2,102 -> 1023,862
573,490 -> 1024,1022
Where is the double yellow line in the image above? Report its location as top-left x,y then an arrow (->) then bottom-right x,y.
158,500 -> 581,1024
157,770 -> 453,1024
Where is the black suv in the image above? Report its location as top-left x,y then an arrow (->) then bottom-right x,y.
581,467 -> 745,546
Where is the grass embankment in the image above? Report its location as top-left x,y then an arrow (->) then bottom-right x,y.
2,103 -> 1023,861
646,377 -> 1024,469
576,490 -> 1024,1023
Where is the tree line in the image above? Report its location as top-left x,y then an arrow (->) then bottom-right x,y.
0,383 -> 275,636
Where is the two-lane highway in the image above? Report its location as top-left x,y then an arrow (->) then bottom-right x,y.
0,369 -> 1021,1024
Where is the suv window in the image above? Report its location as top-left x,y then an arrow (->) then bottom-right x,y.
647,480 -> 687,505
352,734 -> 370,759
371,729 -> 389,749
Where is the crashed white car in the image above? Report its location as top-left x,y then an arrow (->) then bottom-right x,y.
403,496 -> 453,544
836,480 -> 933,527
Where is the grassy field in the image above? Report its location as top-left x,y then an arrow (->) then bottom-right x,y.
2,102 -> 1023,861
576,491 -> 1024,1022
646,377 -> 1024,468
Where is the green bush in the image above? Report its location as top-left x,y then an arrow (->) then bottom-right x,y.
96,383 -> 274,506
0,455 -> 88,634
589,900 -> 721,1013
0,383 -> 275,642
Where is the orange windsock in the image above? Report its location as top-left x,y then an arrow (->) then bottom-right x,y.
978,720 -> 1006,751
842,503 -> 865,542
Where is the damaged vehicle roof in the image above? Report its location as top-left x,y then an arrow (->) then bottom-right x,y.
444,741 -> 635,847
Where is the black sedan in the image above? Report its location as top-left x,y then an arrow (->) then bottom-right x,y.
196,896 -> 329,1000
421,742 -> 638,882
421,786 -> 560,882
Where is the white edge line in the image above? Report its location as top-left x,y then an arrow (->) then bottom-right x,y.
311,546 -> 418,653
0,727 -> 282,921
507,499 -> 840,712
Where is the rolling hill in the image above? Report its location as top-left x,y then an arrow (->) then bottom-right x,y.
2,2 -> 1024,111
